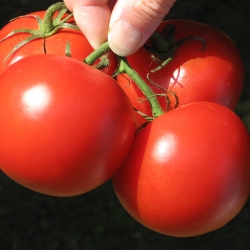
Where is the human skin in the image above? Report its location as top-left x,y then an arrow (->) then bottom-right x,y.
63,0 -> 176,56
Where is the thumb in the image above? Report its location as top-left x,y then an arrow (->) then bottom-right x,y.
108,0 -> 176,56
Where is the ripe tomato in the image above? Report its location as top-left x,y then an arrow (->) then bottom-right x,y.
0,54 -> 135,197
116,20 -> 244,125
112,102 -> 250,237
0,11 -> 117,75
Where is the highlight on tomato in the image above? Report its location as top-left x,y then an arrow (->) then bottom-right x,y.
0,54 -> 136,197
112,102 -> 250,237
116,20 -> 244,126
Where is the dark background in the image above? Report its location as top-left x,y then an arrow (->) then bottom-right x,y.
0,1 -> 250,249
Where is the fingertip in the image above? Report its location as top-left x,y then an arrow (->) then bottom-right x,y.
108,0 -> 176,55
72,3 -> 110,49
63,0 -> 74,12
108,20 -> 144,56
88,37 -> 107,50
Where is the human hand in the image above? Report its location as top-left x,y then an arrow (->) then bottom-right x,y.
63,0 -> 176,56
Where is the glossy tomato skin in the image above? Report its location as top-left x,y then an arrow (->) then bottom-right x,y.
0,11 -> 117,75
117,20 -> 244,125
112,102 -> 250,237
0,54 -> 135,197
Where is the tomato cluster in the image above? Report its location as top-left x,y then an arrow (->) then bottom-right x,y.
0,3 -> 249,238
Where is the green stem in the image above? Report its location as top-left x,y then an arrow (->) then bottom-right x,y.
84,41 -> 110,65
118,57 -> 164,118
84,41 -> 164,118
42,2 -> 67,33
150,32 -> 170,53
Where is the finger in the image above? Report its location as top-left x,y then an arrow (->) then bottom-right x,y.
65,0 -> 111,49
108,0 -> 176,56
63,0 -> 74,11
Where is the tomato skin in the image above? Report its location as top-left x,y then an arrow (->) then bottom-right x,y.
0,54 -> 135,197
112,102 -> 250,237
0,11 -> 117,75
117,20 -> 244,125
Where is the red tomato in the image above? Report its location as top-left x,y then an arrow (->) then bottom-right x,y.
0,11 -> 117,75
112,102 -> 250,237
117,20 -> 244,125
0,54 -> 135,197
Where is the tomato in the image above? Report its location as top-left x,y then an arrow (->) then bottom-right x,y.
116,20 -> 244,126
112,102 -> 250,237
0,54 -> 135,197
0,11 -> 117,75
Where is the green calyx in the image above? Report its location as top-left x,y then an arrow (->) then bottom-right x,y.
144,24 -> 206,73
0,2 -> 80,63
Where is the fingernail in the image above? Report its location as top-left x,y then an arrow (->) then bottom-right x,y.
108,20 -> 143,56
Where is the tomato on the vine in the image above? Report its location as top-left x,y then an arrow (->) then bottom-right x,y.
112,102 -> 250,237
0,10 -> 117,75
0,54 -> 135,197
116,20 -> 244,125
